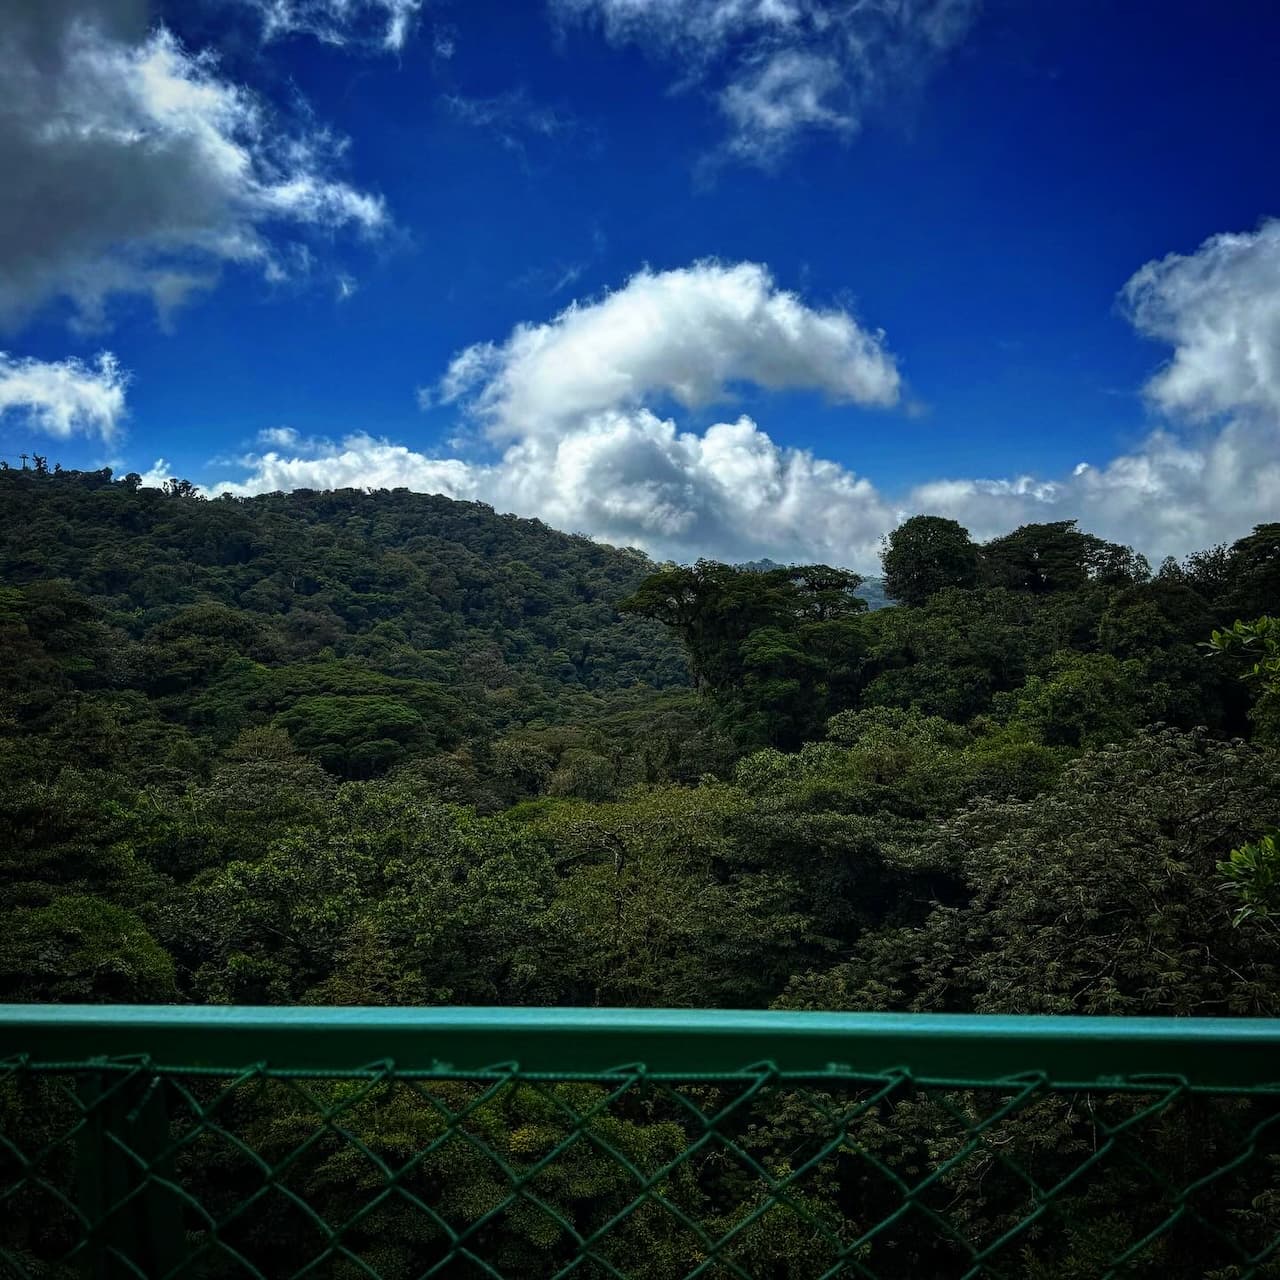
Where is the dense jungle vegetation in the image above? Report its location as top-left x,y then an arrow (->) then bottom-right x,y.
2,462 -> 1278,1008
2,464 -> 1278,1277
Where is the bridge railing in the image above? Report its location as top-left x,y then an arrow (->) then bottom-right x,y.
2,1005 -> 1279,1278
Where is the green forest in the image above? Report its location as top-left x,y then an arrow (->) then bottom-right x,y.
2,464 -> 1279,1276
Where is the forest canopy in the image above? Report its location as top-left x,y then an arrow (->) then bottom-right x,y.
1,463 -> 1276,1012
2,466 -> 1278,1277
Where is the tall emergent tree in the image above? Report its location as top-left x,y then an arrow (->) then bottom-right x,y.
880,516 -> 980,606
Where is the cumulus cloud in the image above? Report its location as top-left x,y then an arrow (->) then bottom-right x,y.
213,432 -> 482,501
209,416 -> 897,566
552,0 -> 980,164
0,0 -> 386,329
208,237 -> 1280,573
212,262 -> 902,563
237,0 -> 424,52
0,351 -> 129,440
439,261 -> 902,437
904,417 -> 1280,562
912,222 -> 1280,557
135,457 -> 193,489
1122,218 -> 1280,421
209,413 -> 1280,572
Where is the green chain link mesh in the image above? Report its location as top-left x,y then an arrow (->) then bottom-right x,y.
3,1054 -> 1279,1279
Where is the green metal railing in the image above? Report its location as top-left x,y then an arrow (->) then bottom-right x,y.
3,1006 -> 1280,1279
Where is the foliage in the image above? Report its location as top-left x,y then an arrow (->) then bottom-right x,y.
980,519 -> 1150,594
779,728 -> 1280,1017
1209,617 -> 1280,928
879,514 -> 980,606
1208,615 -> 1280,740
2,468 -> 1279,1273
1219,833 -> 1280,929
621,560 -> 869,747
0,896 -> 177,1003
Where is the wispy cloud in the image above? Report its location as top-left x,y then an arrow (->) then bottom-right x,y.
442,89 -> 578,164
236,0 -> 424,52
552,0 -> 981,166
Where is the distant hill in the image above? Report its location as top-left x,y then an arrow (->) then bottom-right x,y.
0,470 -> 692,764
0,468 -> 918,789
853,576 -> 893,610
738,557 -> 893,610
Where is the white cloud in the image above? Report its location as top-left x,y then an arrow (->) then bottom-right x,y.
212,433 -> 481,500
720,51 -> 854,164
496,411 -> 895,563
209,416 -> 896,565
553,0 -> 980,165
208,237 -> 1280,573
209,413 -> 1280,572
257,426 -> 300,447
906,221 -> 1280,558
904,417 -> 1280,561
442,90 -> 576,163
439,261 -> 902,437
214,261 -> 903,563
137,458 -> 175,489
239,0 -> 424,51
0,351 -> 128,440
1122,218 -> 1280,421
555,0 -> 805,49
0,1 -> 386,329
444,91 -> 571,140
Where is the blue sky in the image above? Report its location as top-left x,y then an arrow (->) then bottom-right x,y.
1,0 -> 1277,570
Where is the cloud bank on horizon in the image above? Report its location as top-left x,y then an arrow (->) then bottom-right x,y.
199,230 -> 1280,573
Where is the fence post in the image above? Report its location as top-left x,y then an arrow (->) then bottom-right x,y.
76,1069 -> 188,1279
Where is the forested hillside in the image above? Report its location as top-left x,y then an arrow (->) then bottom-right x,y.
3,467 -> 1279,1276
2,465 -> 1277,1014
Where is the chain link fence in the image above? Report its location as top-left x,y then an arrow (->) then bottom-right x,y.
2,1009 -> 1279,1278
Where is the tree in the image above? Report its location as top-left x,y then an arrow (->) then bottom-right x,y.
1221,523 -> 1280,620
781,728 -> 1280,1016
621,561 -> 873,746
860,586 -> 1034,721
0,896 -> 177,1003
997,651 -> 1165,749
785,564 -> 867,620
531,785 -> 820,1007
1208,616 -> 1280,742
981,520 -> 1148,594
1210,617 -> 1280,927
273,695 -> 428,777
880,516 -> 979,606
619,560 -> 797,691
